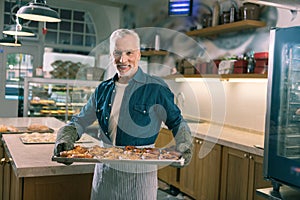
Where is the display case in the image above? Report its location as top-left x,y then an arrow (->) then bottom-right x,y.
23,77 -> 100,122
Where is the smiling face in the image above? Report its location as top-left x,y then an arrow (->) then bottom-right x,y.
112,34 -> 141,80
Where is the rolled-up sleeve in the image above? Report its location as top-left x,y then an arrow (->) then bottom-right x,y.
68,93 -> 97,137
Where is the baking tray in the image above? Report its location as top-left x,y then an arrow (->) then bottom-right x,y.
0,127 -> 54,134
19,133 -> 93,144
51,156 -> 184,166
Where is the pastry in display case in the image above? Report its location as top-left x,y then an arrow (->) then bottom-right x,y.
23,77 -> 100,122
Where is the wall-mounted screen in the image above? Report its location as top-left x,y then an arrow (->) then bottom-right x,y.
168,0 -> 193,16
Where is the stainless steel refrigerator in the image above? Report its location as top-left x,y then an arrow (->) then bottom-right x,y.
264,26 -> 300,191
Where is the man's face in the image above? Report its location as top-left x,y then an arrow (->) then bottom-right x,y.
112,35 -> 141,77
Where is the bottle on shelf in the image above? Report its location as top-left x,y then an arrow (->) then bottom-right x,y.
229,4 -> 236,23
212,1 -> 220,26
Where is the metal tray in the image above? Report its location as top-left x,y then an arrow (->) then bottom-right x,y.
19,133 -> 93,144
51,156 -> 184,166
0,127 -> 54,134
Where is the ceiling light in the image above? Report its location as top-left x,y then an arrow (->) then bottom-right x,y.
3,24 -> 35,37
0,36 -> 22,47
16,0 -> 61,22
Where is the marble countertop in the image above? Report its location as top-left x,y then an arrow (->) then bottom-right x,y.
1,117 -> 96,178
1,117 -> 264,178
187,122 -> 264,156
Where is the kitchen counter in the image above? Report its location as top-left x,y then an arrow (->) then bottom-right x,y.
1,118 -> 264,179
0,117 -> 97,178
187,122 -> 264,156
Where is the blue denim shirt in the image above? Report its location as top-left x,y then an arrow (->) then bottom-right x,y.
69,67 -> 183,146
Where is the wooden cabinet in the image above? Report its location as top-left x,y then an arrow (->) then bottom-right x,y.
0,141 -> 17,200
195,139 -> 222,200
155,128 -> 179,188
179,138 -> 199,199
156,130 -> 222,200
22,174 -> 93,200
0,141 -> 4,200
220,147 -> 271,200
180,138 -> 222,200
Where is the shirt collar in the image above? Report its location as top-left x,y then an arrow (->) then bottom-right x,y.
112,67 -> 146,84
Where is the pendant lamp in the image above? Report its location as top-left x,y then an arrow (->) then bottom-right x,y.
16,0 -> 61,22
0,35 -> 22,47
3,17 -> 35,36
3,24 -> 35,36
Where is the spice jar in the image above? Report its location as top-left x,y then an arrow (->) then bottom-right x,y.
240,3 -> 260,20
221,11 -> 230,24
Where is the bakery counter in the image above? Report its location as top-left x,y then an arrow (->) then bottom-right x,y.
2,134 -> 96,178
187,121 -> 264,156
0,117 -> 95,200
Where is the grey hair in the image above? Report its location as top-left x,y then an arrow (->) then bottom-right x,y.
109,29 -> 140,54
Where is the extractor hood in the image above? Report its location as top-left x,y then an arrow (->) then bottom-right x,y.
242,0 -> 300,11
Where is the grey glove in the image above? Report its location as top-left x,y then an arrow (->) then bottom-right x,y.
54,125 -> 79,165
171,123 -> 194,168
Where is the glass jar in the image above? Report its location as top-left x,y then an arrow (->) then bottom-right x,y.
240,3 -> 260,20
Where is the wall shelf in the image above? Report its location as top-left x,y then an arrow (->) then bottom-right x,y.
164,73 -> 268,80
141,50 -> 169,56
186,20 -> 266,37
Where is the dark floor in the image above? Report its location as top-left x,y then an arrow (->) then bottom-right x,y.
157,189 -> 183,200
157,180 -> 193,200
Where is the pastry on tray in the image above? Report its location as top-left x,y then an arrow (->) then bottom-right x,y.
58,145 -> 182,161
0,125 -> 19,133
27,124 -> 51,132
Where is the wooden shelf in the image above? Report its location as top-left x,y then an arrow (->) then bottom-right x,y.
164,73 -> 267,79
141,50 -> 169,56
186,20 -> 266,37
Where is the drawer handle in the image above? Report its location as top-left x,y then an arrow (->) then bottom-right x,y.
0,158 -> 12,165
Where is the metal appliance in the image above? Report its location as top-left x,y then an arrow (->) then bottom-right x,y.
264,26 -> 300,191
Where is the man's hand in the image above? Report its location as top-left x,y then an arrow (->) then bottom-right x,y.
172,122 -> 194,168
54,125 -> 78,165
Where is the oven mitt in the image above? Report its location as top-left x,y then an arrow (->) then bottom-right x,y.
171,123 -> 194,168
54,125 -> 79,165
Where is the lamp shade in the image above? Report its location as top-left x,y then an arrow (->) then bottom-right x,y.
3,24 -> 35,37
16,2 -> 61,22
0,36 -> 22,47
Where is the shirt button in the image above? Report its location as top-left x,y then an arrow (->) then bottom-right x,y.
108,103 -> 111,107
105,132 -> 108,135
105,117 -> 108,120
97,109 -> 100,112
143,110 -> 146,114
113,90 -> 115,93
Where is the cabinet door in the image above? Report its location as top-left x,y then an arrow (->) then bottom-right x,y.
23,174 -> 93,200
196,140 -> 222,200
1,142 -> 22,200
248,155 -> 272,200
220,147 -> 250,200
179,138 -> 198,199
155,128 -> 176,184
0,141 -> 4,200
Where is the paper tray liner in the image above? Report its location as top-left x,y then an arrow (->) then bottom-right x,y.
52,156 -> 184,166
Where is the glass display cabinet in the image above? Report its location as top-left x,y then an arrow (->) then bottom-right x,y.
23,77 -> 100,122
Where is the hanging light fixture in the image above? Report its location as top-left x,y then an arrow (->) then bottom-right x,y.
3,0 -> 35,37
0,35 -> 22,47
16,0 -> 61,22
3,17 -> 35,36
